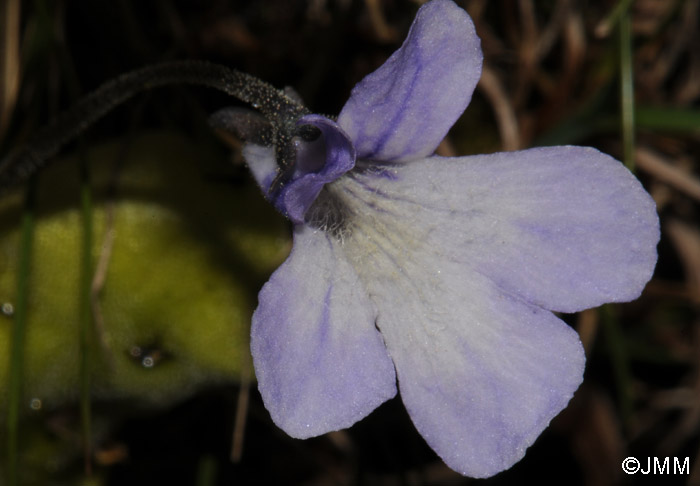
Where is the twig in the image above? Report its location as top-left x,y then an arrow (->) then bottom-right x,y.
0,0 -> 21,138
477,66 -> 520,151
230,354 -> 252,463
635,147 -> 700,202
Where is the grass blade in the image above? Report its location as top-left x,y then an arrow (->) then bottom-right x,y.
619,11 -> 635,171
6,179 -> 36,486
79,160 -> 94,476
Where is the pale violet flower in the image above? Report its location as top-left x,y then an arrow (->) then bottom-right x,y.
243,0 -> 659,478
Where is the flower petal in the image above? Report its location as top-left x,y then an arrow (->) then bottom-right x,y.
242,143 -> 277,193
251,225 -> 397,439
339,197 -> 584,477
331,145 -> 658,475
243,117 -> 356,224
337,0 -> 482,162
360,262 -> 584,478
276,115 -> 356,223
338,146 -> 658,313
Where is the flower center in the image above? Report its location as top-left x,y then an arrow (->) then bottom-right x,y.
271,114 -> 356,225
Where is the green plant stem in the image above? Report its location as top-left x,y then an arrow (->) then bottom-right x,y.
619,12 -> 635,171
79,160 -> 94,476
596,0 -> 635,37
196,456 -> 218,486
7,179 -> 36,486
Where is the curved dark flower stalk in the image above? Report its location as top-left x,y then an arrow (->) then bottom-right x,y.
0,60 -> 311,194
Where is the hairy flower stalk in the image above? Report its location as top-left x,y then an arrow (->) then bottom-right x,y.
0,60 -> 310,194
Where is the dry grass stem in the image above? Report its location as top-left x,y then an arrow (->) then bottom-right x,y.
0,0 -> 21,137
635,147 -> 700,202
478,66 -> 520,151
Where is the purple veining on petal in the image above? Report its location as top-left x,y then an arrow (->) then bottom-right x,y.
342,211 -> 585,478
369,62 -> 421,158
272,114 -> 356,224
317,284 -> 332,353
344,147 -> 659,314
352,159 -> 401,180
